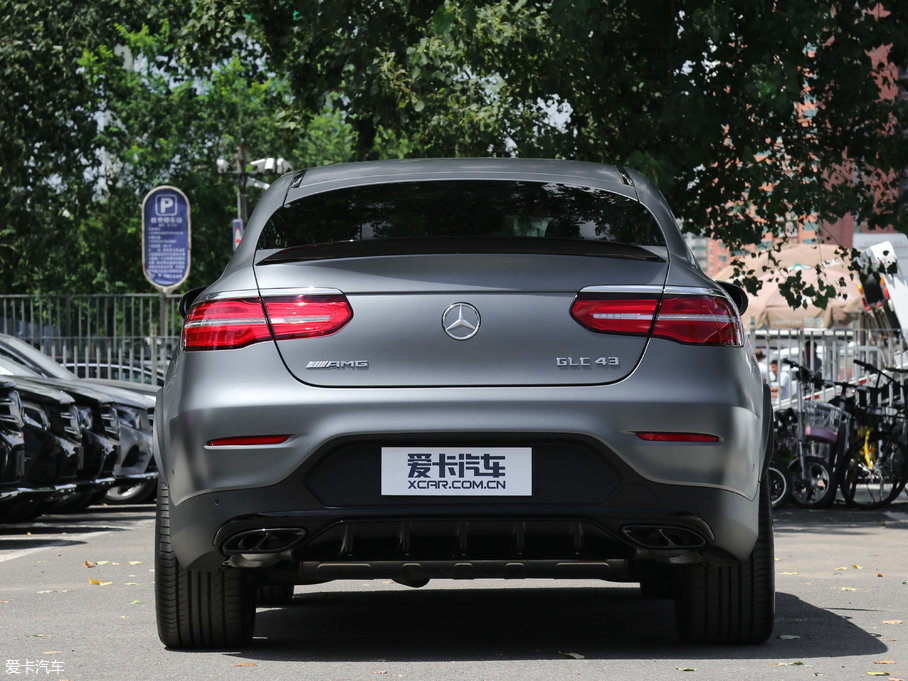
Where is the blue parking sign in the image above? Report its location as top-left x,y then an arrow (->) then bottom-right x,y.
142,186 -> 191,292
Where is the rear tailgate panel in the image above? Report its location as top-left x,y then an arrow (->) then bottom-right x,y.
254,253 -> 668,387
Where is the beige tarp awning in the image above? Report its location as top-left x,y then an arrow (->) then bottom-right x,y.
713,243 -> 863,329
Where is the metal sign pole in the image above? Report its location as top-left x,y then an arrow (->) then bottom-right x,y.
142,186 -> 191,376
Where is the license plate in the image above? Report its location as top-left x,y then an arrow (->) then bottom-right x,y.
381,447 -> 532,496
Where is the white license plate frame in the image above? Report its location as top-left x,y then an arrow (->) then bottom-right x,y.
380,447 -> 532,496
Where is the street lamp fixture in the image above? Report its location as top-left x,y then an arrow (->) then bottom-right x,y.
216,146 -> 293,249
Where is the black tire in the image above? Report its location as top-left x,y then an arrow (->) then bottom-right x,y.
767,465 -> 789,509
788,455 -> 836,508
155,481 -> 255,649
257,584 -> 295,606
839,432 -> 907,509
105,479 -> 158,505
675,477 -> 775,644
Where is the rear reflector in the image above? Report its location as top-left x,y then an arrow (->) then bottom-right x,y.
635,432 -> 720,443
570,292 -> 742,346
184,294 -> 352,350
207,435 -> 290,447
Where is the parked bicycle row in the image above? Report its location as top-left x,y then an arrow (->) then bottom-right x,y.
770,356 -> 908,510
0,333 -> 158,523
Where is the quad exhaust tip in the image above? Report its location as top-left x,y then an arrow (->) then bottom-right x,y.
621,525 -> 706,550
222,528 -> 307,555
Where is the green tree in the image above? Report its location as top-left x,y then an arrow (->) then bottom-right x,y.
0,2 -> 358,293
76,21 -> 357,290
185,0 -> 906,284
1,0 -> 905,298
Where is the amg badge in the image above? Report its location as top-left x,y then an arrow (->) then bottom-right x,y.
306,360 -> 369,370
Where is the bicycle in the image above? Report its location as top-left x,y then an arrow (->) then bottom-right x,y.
774,360 -> 839,508
834,360 -> 908,509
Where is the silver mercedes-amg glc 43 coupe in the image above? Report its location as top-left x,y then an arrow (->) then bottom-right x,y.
155,158 -> 774,648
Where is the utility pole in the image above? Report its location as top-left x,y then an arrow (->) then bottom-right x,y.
235,145 -> 249,227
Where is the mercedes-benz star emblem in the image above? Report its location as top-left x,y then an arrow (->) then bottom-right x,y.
442,302 -> 481,341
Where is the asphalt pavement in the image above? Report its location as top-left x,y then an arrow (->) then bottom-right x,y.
1,498 -> 907,681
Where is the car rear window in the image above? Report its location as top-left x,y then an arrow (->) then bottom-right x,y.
257,180 -> 666,251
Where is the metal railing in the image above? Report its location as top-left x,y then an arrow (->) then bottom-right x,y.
0,294 -> 181,382
752,326 -> 908,410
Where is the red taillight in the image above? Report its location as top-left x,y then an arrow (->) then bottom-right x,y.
183,294 -> 352,350
183,298 -> 271,350
653,295 -> 743,346
263,295 -> 353,340
570,292 -> 742,346
570,295 -> 659,335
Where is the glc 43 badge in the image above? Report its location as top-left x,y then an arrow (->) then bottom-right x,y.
556,356 -> 619,367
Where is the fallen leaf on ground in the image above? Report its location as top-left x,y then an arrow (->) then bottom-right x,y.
84,561 -> 95,568
560,652 -> 585,660
841,587 -> 859,592
778,635 -> 801,640
88,578 -> 112,586
883,620 -> 902,625
774,662 -> 805,666
128,561 -> 144,565
234,663 -> 256,667
873,661 -> 895,664
676,668 -> 696,672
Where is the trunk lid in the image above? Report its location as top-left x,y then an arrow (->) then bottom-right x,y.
254,253 -> 667,387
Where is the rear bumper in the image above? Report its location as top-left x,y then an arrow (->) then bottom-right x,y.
165,431 -> 761,572
158,340 -> 768,572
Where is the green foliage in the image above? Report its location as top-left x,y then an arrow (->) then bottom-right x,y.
0,0 -> 905,299
0,1 -> 358,293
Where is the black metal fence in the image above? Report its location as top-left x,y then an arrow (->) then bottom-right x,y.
0,294 -> 181,383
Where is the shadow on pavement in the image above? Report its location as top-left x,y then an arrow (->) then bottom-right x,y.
235,586 -> 886,662
0,505 -> 153,552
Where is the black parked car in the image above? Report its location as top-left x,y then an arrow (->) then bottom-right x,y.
0,379 -> 82,522
13,373 -> 121,512
0,380 -> 25,505
0,335 -> 156,507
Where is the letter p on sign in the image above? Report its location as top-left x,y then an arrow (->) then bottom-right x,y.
155,195 -> 177,216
